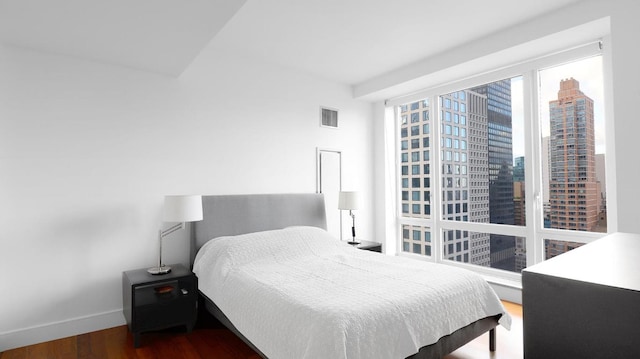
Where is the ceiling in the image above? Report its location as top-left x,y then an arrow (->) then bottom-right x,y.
0,0 -> 247,76
0,0 -> 584,84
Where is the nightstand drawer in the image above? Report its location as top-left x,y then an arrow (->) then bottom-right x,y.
134,279 -> 195,304
135,295 -> 196,332
134,280 -> 181,306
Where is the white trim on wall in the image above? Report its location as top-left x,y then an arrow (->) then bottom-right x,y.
0,310 -> 124,351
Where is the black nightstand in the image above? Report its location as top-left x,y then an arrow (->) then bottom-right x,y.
352,240 -> 382,253
122,264 -> 197,347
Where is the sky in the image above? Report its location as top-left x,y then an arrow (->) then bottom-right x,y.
510,55 -> 605,159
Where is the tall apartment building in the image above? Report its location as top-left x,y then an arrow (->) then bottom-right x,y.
595,153 -> 606,210
436,89 -> 491,265
399,90 -> 491,266
513,181 -> 526,226
513,156 -> 525,182
513,167 -> 527,272
548,78 -> 598,231
399,99 -> 433,256
513,156 -> 526,226
464,90 -> 491,266
545,239 -> 585,259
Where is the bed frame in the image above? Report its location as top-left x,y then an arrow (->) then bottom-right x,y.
191,193 -> 499,358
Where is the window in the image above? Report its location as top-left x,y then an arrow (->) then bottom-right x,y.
539,56 -> 606,234
437,76 -> 526,272
393,41 -> 610,279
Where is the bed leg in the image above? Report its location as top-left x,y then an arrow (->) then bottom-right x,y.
489,328 -> 496,352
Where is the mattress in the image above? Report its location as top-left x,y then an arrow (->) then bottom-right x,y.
193,226 -> 510,359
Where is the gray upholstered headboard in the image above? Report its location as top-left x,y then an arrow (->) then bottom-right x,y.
190,193 -> 327,265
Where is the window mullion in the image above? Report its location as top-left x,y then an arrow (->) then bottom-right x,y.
523,69 -> 543,265
393,106 -> 403,255
431,95 -> 444,264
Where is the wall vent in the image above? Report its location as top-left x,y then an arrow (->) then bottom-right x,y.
320,107 -> 338,128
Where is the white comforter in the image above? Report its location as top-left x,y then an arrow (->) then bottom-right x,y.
193,226 -> 511,359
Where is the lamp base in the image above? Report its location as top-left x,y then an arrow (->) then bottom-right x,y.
348,240 -> 360,245
147,265 -> 172,275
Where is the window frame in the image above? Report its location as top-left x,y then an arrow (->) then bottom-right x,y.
389,40 -> 612,283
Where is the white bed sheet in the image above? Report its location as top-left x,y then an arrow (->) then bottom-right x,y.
193,226 -> 511,359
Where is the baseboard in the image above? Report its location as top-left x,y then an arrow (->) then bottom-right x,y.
488,280 -> 522,305
0,310 -> 126,352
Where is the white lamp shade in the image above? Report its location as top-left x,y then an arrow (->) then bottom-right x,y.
163,195 -> 203,222
338,191 -> 359,210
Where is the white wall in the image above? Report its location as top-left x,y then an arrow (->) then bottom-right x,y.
608,0 -> 640,235
0,40 -> 374,349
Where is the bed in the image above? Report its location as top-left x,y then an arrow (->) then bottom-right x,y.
190,193 -> 510,359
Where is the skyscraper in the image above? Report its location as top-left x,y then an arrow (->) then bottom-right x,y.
472,80 -> 515,226
399,79 -> 520,270
465,90 -> 491,267
513,156 -> 525,182
513,157 -> 526,227
472,80 -> 515,271
399,90 -> 491,265
399,99 -> 433,257
548,78 -> 598,231
513,156 -> 527,271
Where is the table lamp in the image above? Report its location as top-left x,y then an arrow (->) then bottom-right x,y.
338,191 -> 360,244
148,195 -> 203,275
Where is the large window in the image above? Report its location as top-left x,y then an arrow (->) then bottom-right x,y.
394,42 -> 610,278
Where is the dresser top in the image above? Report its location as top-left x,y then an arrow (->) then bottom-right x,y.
523,232 -> 640,291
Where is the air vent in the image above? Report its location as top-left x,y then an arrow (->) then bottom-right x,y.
320,107 -> 338,128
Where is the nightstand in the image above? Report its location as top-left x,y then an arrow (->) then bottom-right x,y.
352,240 -> 382,253
122,264 -> 197,347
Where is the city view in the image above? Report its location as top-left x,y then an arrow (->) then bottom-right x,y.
399,56 -> 606,272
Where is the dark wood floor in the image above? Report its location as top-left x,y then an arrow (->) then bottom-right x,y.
1,301 -> 522,359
